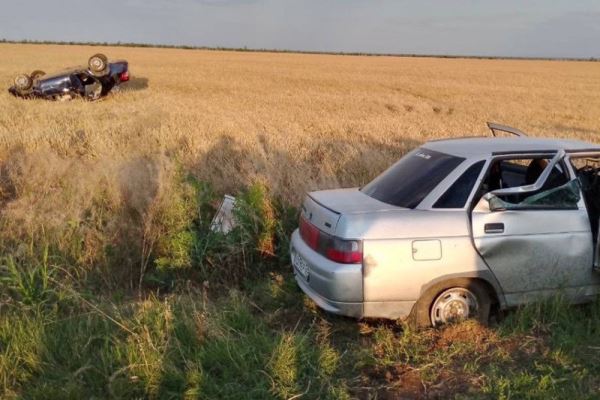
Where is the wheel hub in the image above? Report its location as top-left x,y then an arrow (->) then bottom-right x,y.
430,288 -> 478,326
91,58 -> 104,70
15,76 -> 29,87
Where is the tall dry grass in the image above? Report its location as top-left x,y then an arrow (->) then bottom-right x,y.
2,44 -> 599,198
0,43 -> 599,283
1,43 -> 600,399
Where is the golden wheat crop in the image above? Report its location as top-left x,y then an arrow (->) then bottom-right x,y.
1,43 -> 599,211
1,44 -> 600,398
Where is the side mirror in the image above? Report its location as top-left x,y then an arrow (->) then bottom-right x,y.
474,193 -> 506,212
486,193 -> 507,212
474,195 -> 491,212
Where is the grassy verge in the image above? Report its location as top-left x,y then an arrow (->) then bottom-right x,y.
1,180 -> 599,399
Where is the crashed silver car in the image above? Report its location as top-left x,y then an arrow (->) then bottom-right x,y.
290,123 -> 600,328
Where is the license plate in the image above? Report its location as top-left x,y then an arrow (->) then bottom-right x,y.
293,252 -> 310,279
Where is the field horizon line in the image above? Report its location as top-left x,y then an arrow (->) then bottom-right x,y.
1,38 -> 598,63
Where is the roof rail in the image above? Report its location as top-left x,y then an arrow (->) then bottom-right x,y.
487,122 -> 528,137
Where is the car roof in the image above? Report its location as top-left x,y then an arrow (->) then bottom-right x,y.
423,136 -> 600,158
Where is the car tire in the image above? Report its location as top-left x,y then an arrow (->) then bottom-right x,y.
407,278 -> 491,330
13,73 -> 33,95
30,70 -> 46,81
88,53 -> 109,77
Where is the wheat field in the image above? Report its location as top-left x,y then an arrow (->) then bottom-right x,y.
1,43 -> 599,204
1,43 -> 600,399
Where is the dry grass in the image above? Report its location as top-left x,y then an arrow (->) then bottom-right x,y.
1,43 -> 600,398
1,42 -> 599,283
1,43 -> 599,204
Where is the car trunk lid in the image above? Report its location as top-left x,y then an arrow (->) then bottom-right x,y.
303,188 -> 400,235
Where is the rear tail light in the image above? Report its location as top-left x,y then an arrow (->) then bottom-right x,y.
299,215 -> 362,264
119,71 -> 130,82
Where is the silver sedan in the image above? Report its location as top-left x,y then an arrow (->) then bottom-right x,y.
290,124 -> 600,328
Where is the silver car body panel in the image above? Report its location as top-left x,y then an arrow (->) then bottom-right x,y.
291,136 -> 600,320
472,206 -> 598,306
487,122 -> 528,137
305,189 -> 402,234
291,230 -> 363,300
357,210 -> 504,316
423,137 -> 597,158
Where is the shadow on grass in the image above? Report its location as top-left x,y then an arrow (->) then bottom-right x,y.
191,132 -> 423,201
122,76 -> 149,92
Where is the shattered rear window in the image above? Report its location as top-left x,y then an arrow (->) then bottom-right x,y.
361,148 -> 465,209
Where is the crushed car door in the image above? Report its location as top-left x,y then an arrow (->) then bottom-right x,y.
471,151 -> 595,306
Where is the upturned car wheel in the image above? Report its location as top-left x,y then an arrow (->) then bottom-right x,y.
88,53 -> 109,77
14,74 -> 33,94
30,70 -> 46,81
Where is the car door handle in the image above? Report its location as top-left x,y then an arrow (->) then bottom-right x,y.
484,223 -> 504,234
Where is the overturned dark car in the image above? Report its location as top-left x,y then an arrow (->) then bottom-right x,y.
8,54 -> 129,101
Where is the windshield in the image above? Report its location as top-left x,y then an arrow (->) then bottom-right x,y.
361,148 -> 465,208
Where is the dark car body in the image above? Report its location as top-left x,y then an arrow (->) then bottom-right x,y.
8,60 -> 129,100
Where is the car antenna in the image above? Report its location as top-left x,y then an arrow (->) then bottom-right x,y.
487,122 -> 528,137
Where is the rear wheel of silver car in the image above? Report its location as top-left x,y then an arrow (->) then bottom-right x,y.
14,73 -> 33,94
408,279 -> 491,330
88,53 -> 109,77
430,287 -> 481,327
30,70 -> 45,81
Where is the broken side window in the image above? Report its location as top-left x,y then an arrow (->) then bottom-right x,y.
488,179 -> 581,211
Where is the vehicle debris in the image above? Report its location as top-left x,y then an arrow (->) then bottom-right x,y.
8,53 -> 129,101
210,195 -> 236,234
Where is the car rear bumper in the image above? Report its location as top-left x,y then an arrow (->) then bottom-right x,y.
294,273 -> 364,318
290,229 -> 364,317
291,229 -> 418,320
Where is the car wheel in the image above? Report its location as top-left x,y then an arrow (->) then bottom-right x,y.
430,286 -> 488,327
408,279 -> 491,329
14,74 -> 33,94
30,70 -> 46,81
88,53 -> 109,77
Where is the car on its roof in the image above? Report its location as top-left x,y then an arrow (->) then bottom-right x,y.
8,54 -> 129,101
290,123 -> 600,328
